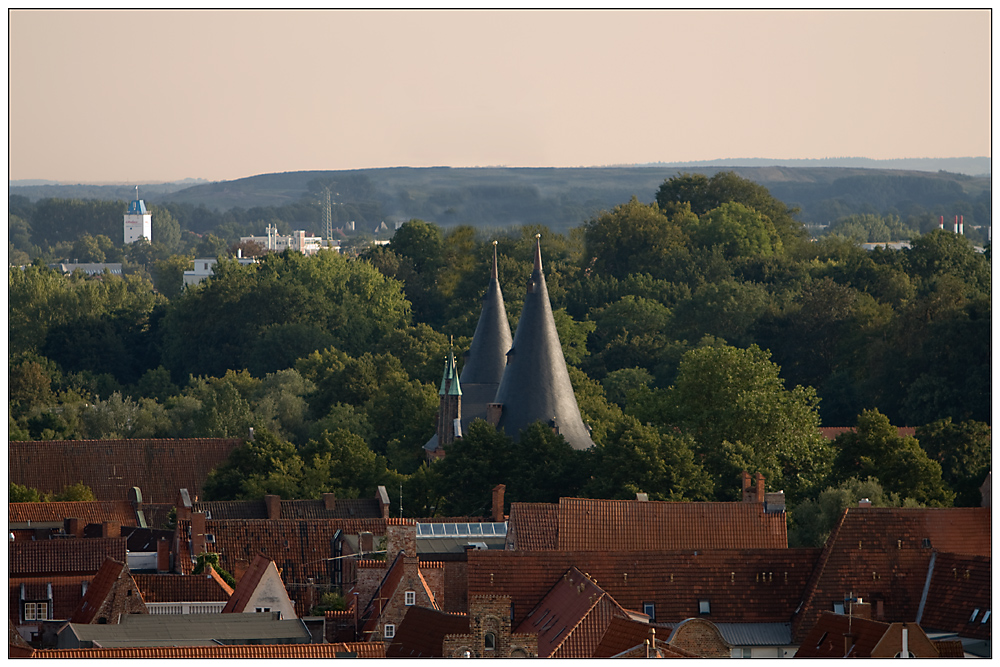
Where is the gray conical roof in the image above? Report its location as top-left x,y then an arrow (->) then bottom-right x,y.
460,242 -> 512,386
492,237 -> 594,450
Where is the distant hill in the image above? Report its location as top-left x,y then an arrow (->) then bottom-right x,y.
637,156 -> 990,176
9,166 -> 990,234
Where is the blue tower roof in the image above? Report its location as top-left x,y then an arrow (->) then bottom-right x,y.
127,199 -> 147,215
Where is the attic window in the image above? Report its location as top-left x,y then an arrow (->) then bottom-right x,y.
205,534 -> 216,543
643,602 -> 656,620
405,591 -> 416,606
23,602 -> 48,621
698,599 -> 711,615
833,602 -> 845,615
982,611 -> 991,624
921,538 -> 932,548
384,624 -> 395,639
970,609 -> 979,623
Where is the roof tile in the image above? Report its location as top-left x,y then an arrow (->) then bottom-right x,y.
9,538 -> 127,577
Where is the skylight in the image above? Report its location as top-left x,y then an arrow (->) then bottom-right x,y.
416,522 -> 507,538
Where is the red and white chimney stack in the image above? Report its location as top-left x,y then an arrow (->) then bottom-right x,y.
959,215 -> 964,235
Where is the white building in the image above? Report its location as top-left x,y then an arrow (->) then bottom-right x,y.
240,224 -> 332,256
183,256 -> 257,288
124,187 -> 152,244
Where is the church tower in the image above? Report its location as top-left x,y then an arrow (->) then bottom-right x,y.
434,346 -> 463,451
489,236 -> 594,450
424,243 -> 512,461
124,186 -> 152,244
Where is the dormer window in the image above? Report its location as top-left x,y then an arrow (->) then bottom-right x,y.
698,599 -> 711,615
23,602 -> 48,621
405,591 -> 416,606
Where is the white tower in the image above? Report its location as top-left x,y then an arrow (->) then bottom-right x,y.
124,185 -> 152,244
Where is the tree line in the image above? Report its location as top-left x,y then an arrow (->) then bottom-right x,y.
8,172 -> 990,547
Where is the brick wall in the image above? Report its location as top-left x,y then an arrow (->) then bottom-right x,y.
441,595 -> 537,658
669,618 -> 730,658
443,561 -> 468,614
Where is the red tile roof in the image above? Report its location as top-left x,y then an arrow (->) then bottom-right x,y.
795,612 -> 892,658
9,501 -> 138,526
467,548 -> 821,629
8,438 -> 243,503
69,558 -> 131,623
793,507 -> 991,642
190,497 -> 384,520
918,552 -> 991,640
132,573 -> 233,603
593,617 -> 698,658
222,553 -> 272,613
557,497 -> 787,550
26,642 -> 385,658
386,605 -> 470,657
9,538 -> 127,577
506,502 -> 558,550
507,497 -> 787,552
516,567 -> 631,658
9,576 -> 90,623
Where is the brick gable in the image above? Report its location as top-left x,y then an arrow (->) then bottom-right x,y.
69,558 -> 147,624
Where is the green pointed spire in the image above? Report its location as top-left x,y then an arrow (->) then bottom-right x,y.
447,348 -> 462,396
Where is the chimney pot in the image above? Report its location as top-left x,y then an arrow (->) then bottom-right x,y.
323,493 -> 336,512
492,484 -> 506,522
264,495 -> 281,520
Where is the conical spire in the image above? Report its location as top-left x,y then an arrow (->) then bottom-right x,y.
438,341 -> 462,397
492,235 -> 594,450
460,241 -> 512,386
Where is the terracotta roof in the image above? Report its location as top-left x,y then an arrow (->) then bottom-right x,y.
793,507 -> 991,642
222,553 -> 272,613
9,538 -> 127,577
9,501 -> 138,526
795,612 -> 938,658
9,576 -> 91,623
192,497 -> 384,520
506,498 -> 788,552
26,642 -> 385,658
918,552 -> 991,640
387,605 -> 470,657
516,567 -> 631,658
819,426 -> 916,441
593,617 -> 698,658
507,502 -> 559,550
69,558 -> 132,623
133,573 -> 233,603
467,548 -> 821,629
8,438 -> 243,503
933,639 -> 966,657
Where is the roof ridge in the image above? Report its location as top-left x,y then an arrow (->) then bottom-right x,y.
791,507 -> 851,641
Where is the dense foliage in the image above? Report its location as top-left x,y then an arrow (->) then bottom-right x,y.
9,172 -> 990,546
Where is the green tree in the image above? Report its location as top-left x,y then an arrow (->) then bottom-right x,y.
433,420 -> 514,516
690,202 -> 783,259
582,198 -> 688,280
915,418 -> 991,507
789,477 -> 915,547
10,482 -> 41,502
203,429 -> 301,500
152,254 -> 193,299
583,416 -> 713,501
830,409 -> 955,507
630,339 -> 831,501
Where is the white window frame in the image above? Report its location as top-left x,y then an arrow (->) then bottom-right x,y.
24,602 -> 47,621
643,602 -> 655,620
405,590 -> 416,606
384,623 -> 396,639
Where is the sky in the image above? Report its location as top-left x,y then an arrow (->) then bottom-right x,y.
8,9 -> 992,184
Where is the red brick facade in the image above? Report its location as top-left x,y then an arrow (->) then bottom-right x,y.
442,595 -> 537,658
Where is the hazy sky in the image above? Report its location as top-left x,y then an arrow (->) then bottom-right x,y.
9,9 -> 991,184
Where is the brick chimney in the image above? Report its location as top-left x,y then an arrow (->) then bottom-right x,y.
740,471 -> 752,502
233,558 -> 250,584
852,599 -> 872,620
492,484 -> 506,522
264,494 -> 281,520
858,498 -> 872,508
176,489 -> 193,522
376,486 -> 390,519
323,493 -> 336,512
385,520 -> 416,560
101,521 -> 121,538
157,537 -> 170,573
191,511 -> 206,556
359,532 -> 374,556
65,517 -> 85,538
